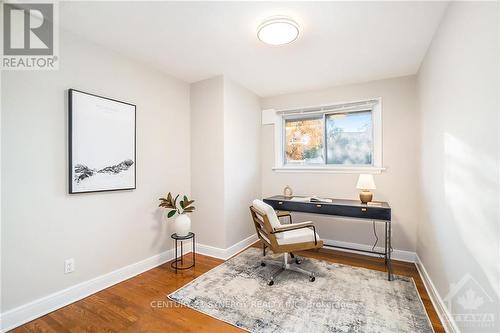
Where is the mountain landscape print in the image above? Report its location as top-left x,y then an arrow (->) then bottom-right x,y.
69,89 -> 136,193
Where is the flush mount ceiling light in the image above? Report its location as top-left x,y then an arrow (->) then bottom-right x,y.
257,16 -> 300,46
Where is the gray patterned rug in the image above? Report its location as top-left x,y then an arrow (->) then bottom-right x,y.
168,247 -> 433,333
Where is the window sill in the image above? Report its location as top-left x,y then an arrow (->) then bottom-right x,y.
272,166 -> 386,174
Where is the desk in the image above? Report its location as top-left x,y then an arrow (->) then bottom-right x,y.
263,195 -> 393,281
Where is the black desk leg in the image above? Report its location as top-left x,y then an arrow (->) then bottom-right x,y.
387,221 -> 393,281
384,222 -> 388,265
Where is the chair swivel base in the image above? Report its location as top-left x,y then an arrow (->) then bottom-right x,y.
261,253 -> 315,286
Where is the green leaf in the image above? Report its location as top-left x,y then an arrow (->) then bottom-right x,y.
180,201 -> 185,209
184,195 -> 188,202
167,210 -> 176,218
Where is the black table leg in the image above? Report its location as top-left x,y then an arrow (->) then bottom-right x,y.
385,222 -> 388,265
387,221 -> 393,281
180,241 -> 183,264
170,232 -> 196,272
174,239 -> 178,274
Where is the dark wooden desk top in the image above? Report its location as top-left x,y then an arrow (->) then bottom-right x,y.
263,195 -> 391,221
265,195 -> 390,209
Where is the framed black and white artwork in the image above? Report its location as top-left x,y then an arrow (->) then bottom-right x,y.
68,89 -> 136,194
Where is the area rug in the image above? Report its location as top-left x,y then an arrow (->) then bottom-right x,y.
168,247 -> 433,333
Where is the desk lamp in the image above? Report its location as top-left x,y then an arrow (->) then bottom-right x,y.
356,174 -> 376,204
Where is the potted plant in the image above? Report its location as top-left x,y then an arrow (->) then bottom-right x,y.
159,192 -> 195,237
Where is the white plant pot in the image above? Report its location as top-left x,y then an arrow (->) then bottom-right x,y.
174,214 -> 191,237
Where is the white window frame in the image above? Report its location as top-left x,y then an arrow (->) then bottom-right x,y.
262,97 -> 384,174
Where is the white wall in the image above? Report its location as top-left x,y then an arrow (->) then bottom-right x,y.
417,2 -> 500,331
1,31 -> 191,312
190,76 -> 261,250
260,76 -> 419,254
4,3 -> 498,332
0,66 -> 3,318
224,78 -> 261,248
190,76 -> 225,248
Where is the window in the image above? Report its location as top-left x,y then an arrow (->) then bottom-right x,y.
285,117 -> 324,164
325,111 -> 372,165
270,98 -> 383,172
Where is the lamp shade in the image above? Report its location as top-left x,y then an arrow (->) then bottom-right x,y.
356,174 -> 376,190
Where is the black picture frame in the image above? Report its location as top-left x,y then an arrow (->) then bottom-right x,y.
68,89 -> 136,194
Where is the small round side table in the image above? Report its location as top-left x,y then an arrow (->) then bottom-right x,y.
171,232 -> 195,273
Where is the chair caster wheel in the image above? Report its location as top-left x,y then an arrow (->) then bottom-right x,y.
295,258 -> 302,264
268,280 -> 274,286
261,262 -> 266,267
309,276 -> 315,282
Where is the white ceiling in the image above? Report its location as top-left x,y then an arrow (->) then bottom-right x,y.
60,1 -> 448,97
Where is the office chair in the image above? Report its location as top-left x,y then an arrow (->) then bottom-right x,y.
250,199 -> 323,285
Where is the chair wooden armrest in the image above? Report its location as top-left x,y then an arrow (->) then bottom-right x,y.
272,221 -> 313,232
276,211 -> 292,224
276,211 -> 291,217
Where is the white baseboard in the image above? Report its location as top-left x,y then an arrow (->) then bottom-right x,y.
0,248 -> 176,333
322,238 -> 416,263
196,233 -> 258,260
0,235 -> 258,332
195,235 -> 416,262
416,254 -> 460,333
0,233 -> 413,332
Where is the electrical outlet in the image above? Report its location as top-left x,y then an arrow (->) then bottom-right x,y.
64,258 -> 75,274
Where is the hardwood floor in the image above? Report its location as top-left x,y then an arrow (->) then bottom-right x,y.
12,243 -> 444,333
